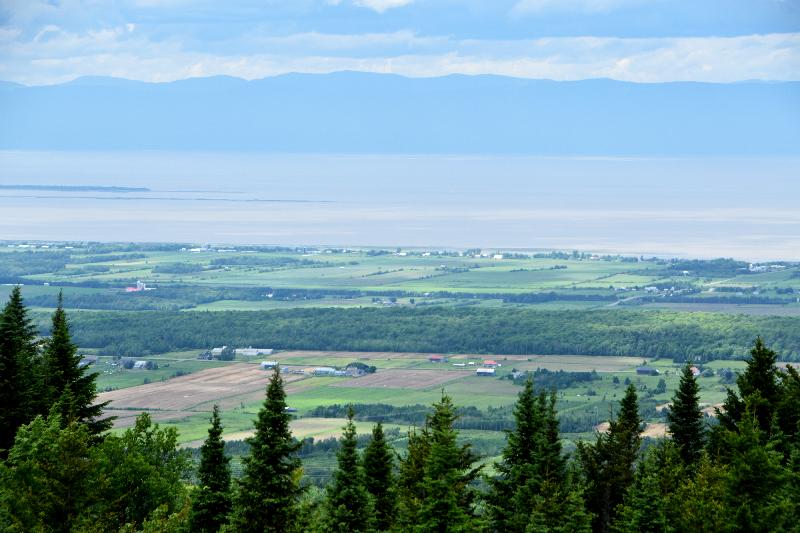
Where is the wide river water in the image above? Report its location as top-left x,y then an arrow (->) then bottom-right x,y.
0,152 -> 798,261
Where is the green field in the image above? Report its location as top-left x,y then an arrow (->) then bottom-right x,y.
3,243 -> 798,315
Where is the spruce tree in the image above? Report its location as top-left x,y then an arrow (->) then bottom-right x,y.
362,421 -> 396,531
190,404 -> 232,533
718,337 -> 781,435
668,363 -> 705,465
415,392 -> 481,533
488,379 -> 565,532
0,286 -> 39,456
230,365 -> 302,533
324,406 -> 374,533
394,425 -> 431,530
577,383 -> 643,533
43,292 -> 111,435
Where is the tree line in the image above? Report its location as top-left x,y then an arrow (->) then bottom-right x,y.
60,306 -> 800,360
2,289 -> 800,531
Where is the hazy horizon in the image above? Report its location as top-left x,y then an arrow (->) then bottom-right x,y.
2,151 -> 798,262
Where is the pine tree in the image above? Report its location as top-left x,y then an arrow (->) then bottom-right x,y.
43,292 -> 111,436
230,365 -> 302,533
362,421 -> 396,531
668,363 -> 705,465
488,379 -> 565,532
324,406 -> 374,533
190,404 -> 232,533
0,286 -> 39,456
578,384 -> 643,533
415,392 -> 481,533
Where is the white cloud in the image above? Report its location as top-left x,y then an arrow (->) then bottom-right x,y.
1,22 -> 799,85
353,0 -> 415,13
512,0 -> 644,15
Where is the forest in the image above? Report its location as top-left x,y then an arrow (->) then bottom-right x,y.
2,286 -> 800,532
60,306 -> 800,361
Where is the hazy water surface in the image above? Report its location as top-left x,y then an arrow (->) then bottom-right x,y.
1,152 -> 798,261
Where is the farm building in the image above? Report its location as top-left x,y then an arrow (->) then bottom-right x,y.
636,366 -> 660,376
429,355 -> 448,363
237,347 -> 274,357
345,367 -> 366,377
476,368 -> 496,377
260,361 -> 279,370
483,360 -> 499,368
210,346 -> 227,357
690,366 -> 701,377
312,367 -> 337,376
132,360 -> 149,369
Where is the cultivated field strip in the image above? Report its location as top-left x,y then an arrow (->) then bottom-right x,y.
98,364 -> 301,412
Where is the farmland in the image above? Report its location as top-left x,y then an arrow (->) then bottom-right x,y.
4,241 -> 800,483
2,242 -> 799,315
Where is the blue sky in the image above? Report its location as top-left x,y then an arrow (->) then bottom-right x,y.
0,0 -> 798,85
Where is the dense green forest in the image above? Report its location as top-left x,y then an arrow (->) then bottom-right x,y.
59,307 -> 800,361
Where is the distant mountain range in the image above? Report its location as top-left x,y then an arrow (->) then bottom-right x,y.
1,72 -> 797,154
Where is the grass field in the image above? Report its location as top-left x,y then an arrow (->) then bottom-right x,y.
5,244 -> 798,315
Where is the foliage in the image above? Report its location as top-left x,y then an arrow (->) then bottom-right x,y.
43,292 -> 111,436
229,366 -> 303,533
667,363 -> 706,464
62,307 -> 800,359
0,286 -> 39,456
323,406 -> 374,533
362,422 -> 396,531
190,405 -> 232,533
488,379 -> 565,532
577,384 -> 643,533
403,393 -> 482,533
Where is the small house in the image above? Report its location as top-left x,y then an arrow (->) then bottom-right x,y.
483,360 -> 499,368
429,355 -> 447,363
260,361 -> 279,370
636,366 -> 660,376
690,366 -> 701,377
133,360 -> 149,370
476,368 -> 496,377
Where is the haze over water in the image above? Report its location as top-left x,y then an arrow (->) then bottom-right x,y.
1,151 -> 798,261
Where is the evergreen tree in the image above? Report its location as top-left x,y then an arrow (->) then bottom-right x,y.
324,406 -> 374,533
718,337 -> 781,435
43,292 -> 111,436
525,476 -> 592,533
577,384 -> 643,533
362,421 -> 396,531
415,392 -> 481,533
611,440 -> 685,533
717,406 -> 797,532
190,404 -> 232,533
230,365 -> 302,533
0,286 -> 39,456
394,425 -> 431,530
668,363 -> 705,465
488,379 -> 565,532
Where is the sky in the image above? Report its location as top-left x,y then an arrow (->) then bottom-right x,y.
0,0 -> 798,85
